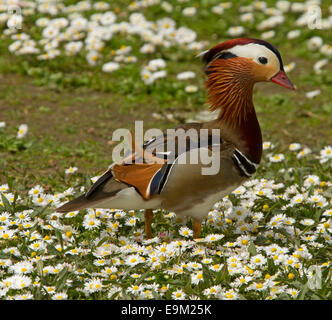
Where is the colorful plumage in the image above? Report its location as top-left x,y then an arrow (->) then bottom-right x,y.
56,38 -> 295,239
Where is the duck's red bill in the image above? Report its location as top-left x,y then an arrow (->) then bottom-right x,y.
270,70 -> 296,90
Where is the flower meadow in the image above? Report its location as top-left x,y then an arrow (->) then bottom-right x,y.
0,142 -> 331,300
0,0 -> 332,300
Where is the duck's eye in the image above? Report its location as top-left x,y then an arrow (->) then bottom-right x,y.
258,56 -> 268,64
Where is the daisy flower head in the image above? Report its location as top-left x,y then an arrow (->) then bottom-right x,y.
125,254 -> 142,267
86,50 -> 101,66
28,185 -> 44,197
0,184 -> 9,193
153,70 -> 167,81
187,262 -> 202,271
201,257 -> 212,264
140,43 -> 155,54
228,26 -> 245,37
65,167 -> 78,174
319,146 -> 332,163
232,185 -> 246,196
177,71 -> 196,80
240,12 -> 254,23
261,30 -> 275,40
284,217 -> 296,226
172,289 -> 186,300
64,210 -> 79,218
191,270 -> 204,285
262,141 -> 274,150
203,285 -> 222,297
125,217 -> 138,227
287,288 -> 299,298
320,44 -> 332,57
0,211 -> 11,224
308,195 -> 328,207
284,62 -> 297,74
306,89 -> 321,99
82,215 -> 101,230
209,263 -> 223,272
304,175 -> 320,187
247,281 -> 267,292
182,7 -> 197,17
221,289 -> 239,300
64,41 -> 83,55
51,292 -> 68,300
84,278 -> 103,293
127,284 -> 144,295
141,68 -> 154,85
4,274 -> 32,290
314,59 -> 328,74
1,229 -> 16,240
322,209 -> 332,217
296,147 -> 311,159
185,85 -> 198,93
268,214 -> 286,229
12,294 -> 33,300
161,2 -> 173,13
32,194 -> 49,207
287,29 -> 301,39
204,233 -> 224,242
250,254 -> 267,267
7,14 -> 23,30
90,175 -> 100,183
288,143 -> 301,151
17,124 -> 28,139
102,61 -> 120,73
179,226 -> 193,238
212,4 -> 224,15
269,153 -> 285,163
113,210 -> 126,219
147,58 -> 166,71
236,235 -> 252,247
9,261 -> 34,274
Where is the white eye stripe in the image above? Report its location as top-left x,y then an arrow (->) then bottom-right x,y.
227,43 -> 280,70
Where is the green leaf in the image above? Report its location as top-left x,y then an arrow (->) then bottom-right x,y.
202,264 -> 213,288
216,263 -> 229,285
248,241 -> 257,256
55,267 -> 68,292
47,244 -> 62,256
277,292 -> 291,300
36,260 -> 44,278
0,252 -> 10,259
1,193 -> 12,212
151,289 -> 162,300
297,283 -> 309,300
96,236 -> 108,248
55,229 -> 64,250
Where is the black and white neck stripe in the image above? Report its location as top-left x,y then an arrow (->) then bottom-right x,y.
232,149 -> 259,178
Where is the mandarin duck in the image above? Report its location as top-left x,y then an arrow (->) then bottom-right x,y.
57,38 -> 295,239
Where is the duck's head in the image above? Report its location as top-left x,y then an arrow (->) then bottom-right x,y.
202,38 -> 295,90
201,38 -> 295,127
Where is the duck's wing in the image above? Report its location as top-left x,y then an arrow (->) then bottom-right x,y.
56,122 -> 236,213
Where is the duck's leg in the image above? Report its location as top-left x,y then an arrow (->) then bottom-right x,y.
192,218 -> 202,239
144,209 -> 154,239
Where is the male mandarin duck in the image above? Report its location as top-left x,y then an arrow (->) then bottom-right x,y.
57,38 -> 295,239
